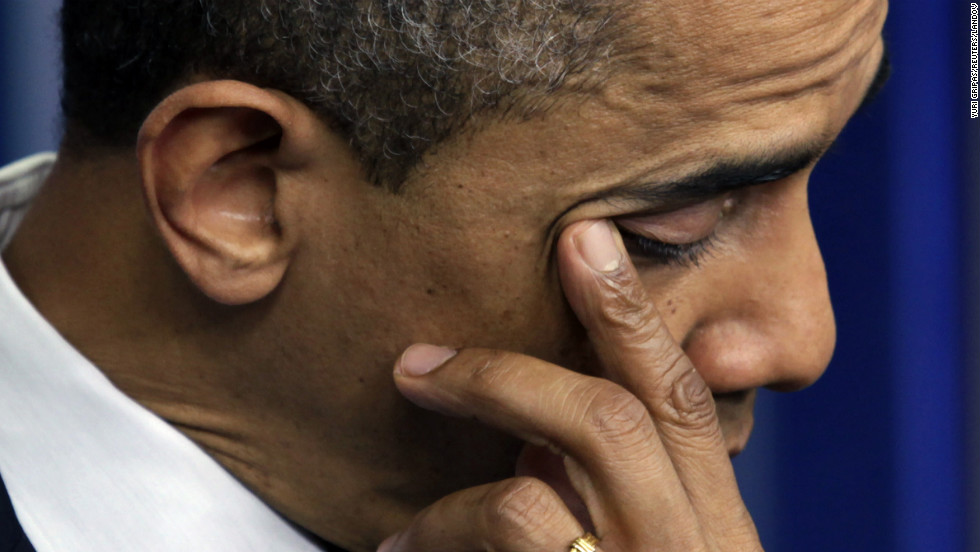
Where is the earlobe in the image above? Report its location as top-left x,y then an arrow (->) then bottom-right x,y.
138,81 -> 311,305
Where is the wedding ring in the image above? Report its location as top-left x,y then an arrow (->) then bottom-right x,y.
569,532 -> 600,552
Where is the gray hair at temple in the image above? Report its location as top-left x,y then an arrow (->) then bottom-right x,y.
60,0 -> 624,186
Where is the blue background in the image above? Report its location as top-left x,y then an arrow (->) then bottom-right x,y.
1,0 -> 976,550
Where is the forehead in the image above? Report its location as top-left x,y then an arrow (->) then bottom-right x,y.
614,0 -> 886,110
407,0 -> 886,215
577,0 -> 887,166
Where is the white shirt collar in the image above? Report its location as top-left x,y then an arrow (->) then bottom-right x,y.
0,154 -> 325,551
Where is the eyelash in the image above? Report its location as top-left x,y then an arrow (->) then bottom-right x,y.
616,226 -> 718,267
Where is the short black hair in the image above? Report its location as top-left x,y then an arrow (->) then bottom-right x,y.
60,0 -> 623,186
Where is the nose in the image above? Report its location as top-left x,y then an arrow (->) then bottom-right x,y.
679,183 -> 837,394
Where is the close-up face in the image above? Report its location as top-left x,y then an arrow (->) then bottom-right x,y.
245,0 -> 887,527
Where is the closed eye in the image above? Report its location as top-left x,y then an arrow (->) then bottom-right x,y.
616,224 -> 719,267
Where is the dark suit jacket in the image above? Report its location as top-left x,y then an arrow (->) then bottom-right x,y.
0,472 -> 35,552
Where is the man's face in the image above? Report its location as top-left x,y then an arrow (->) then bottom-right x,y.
265,0 -> 886,520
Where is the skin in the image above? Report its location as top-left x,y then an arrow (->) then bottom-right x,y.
1,0 -> 886,550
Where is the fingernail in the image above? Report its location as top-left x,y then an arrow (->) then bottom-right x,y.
575,220 -> 622,273
396,344 -> 457,377
377,534 -> 399,552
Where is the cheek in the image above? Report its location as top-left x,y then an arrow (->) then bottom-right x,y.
327,217 -> 582,367
635,271 -> 703,344
407,243 -> 580,364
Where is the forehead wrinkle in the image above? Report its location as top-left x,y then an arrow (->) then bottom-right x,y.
609,0 -> 886,106
703,1 -> 888,105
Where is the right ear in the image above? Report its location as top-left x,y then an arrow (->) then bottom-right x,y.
136,81 -> 323,305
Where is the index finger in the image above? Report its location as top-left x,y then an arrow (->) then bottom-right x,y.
557,220 -> 754,537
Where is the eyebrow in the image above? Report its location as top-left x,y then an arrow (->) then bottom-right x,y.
579,45 -> 893,212
581,139 -> 831,211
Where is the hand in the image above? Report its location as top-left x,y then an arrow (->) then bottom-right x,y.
379,220 -> 763,552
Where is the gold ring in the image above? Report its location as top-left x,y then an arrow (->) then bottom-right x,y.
569,532 -> 600,552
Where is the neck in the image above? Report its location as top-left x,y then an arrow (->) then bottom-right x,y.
1,151 -> 427,551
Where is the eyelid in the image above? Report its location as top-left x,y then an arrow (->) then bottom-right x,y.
615,224 -> 719,268
614,194 -> 732,244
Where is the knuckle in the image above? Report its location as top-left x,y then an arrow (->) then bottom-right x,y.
595,278 -> 685,366
660,368 -> 722,437
582,382 -> 656,451
483,478 -> 562,546
596,276 -> 658,335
